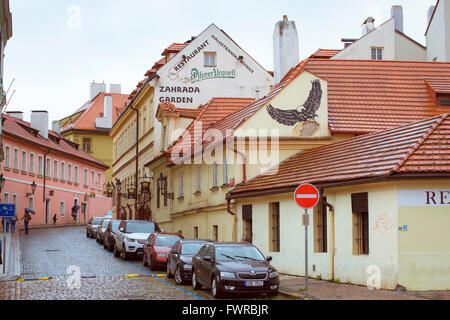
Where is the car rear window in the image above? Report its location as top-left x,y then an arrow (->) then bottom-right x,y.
92,218 -> 102,225
155,235 -> 182,247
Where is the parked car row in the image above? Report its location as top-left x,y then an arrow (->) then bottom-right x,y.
86,216 -> 279,298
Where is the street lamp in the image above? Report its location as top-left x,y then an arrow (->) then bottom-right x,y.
127,186 -> 136,199
157,173 -> 174,199
115,179 -> 122,192
26,181 -> 37,197
141,180 -> 150,193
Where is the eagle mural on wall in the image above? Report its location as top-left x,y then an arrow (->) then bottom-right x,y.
266,79 -> 322,137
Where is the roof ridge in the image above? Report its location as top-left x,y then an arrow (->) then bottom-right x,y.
392,113 -> 448,173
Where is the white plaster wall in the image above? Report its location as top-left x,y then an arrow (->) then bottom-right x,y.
395,33 -> 427,61
426,0 -> 449,61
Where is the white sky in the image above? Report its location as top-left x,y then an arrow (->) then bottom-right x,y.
3,0 -> 436,123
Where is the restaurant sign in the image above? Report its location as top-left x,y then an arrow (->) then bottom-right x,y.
398,189 -> 450,207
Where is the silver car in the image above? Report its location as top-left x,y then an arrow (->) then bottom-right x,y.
86,217 -> 103,238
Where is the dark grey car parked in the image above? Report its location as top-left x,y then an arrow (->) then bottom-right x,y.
103,219 -> 123,252
86,217 -> 103,238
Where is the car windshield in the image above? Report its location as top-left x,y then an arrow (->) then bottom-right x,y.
125,222 -> 156,233
92,218 -> 102,225
181,242 -> 206,255
105,210 -> 112,216
215,245 -> 265,262
111,220 -> 121,231
155,235 -> 182,247
102,220 -> 111,227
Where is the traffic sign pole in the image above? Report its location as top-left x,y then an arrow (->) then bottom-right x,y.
305,208 -> 308,291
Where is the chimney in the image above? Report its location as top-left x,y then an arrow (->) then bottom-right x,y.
273,15 -> 299,84
391,5 -> 404,33
52,120 -> 61,135
109,84 -> 121,94
95,95 -> 113,128
90,81 -> 106,100
428,6 -> 436,25
30,111 -> 49,139
6,111 -> 23,120
361,17 -> 376,36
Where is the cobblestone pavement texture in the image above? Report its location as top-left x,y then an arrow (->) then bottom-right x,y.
0,227 -> 286,300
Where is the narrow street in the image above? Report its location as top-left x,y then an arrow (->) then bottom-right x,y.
0,227 -> 285,300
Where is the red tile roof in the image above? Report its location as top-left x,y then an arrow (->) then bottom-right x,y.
309,49 -> 341,59
227,113 -> 450,198
162,43 -> 188,56
61,92 -> 129,132
157,102 -> 201,119
2,114 -> 109,169
425,78 -> 450,95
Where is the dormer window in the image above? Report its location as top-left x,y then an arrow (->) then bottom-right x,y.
371,47 -> 383,60
438,97 -> 450,106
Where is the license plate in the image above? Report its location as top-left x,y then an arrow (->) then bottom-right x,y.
244,281 -> 264,287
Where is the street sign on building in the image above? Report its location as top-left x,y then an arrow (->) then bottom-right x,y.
294,183 -> 320,209
0,204 -> 16,217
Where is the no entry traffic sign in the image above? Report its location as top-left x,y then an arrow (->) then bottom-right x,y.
294,184 -> 320,209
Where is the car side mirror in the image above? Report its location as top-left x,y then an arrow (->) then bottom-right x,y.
266,256 -> 273,262
203,256 -> 212,263
160,229 -> 165,233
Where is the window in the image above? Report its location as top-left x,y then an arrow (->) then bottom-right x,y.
37,156 -> 43,176
21,151 -> 27,172
29,153 -> 35,174
371,47 -> 383,60
195,168 -> 201,193
12,193 -> 18,209
242,205 -> 253,243
46,158 -> 51,178
223,157 -> 228,185
269,202 -> 280,252
28,196 -> 34,210
74,166 -> 79,184
352,193 -> 369,255
53,160 -> 58,179
213,225 -> 218,242
314,199 -> 328,253
204,52 -> 216,67
68,164 -> 72,183
194,226 -> 199,239
179,174 -> 184,197
91,171 -> 95,187
212,162 -> 218,187
84,169 -> 88,186
4,146 -> 10,168
83,138 -> 91,152
163,177 -> 168,207
156,180 -> 161,209
161,125 -> 167,151
143,108 -> 147,133
60,162 -> 66,180
98,173 -> 101,189
3,192 -> 9,203
60,201 -> 65,217
13,148 -> 19,170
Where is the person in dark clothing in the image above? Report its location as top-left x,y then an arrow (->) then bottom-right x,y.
20,211 -> 32,234
71,205 -> 79,225
53,214 -> 57,225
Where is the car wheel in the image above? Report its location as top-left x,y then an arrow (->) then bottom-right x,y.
96,237 -> 99,243
121,246 -> 128,261
103,239 -> 108,249
86,230 -> 89,237
166,262 -> 172,278
174,266 -> 184,285
267,290 -> 278,297
143,252 -> 148,266
211,275 -> 224,299
192,269 -> 202,290
113,244 -> 120,257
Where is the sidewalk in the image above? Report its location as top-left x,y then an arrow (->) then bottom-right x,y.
16,223 -> 87,231
0,231 -> 21,281
278,274 -> 450,300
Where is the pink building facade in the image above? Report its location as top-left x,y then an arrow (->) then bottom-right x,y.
0,112 -> 112,226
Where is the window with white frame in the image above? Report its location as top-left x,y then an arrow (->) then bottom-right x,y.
12,193 -> 18,209
3,192 -> 9,203
97,173 -> 101,189
371,47 -> 383,60
28,196 -> 34,210
223,157 -> 228,185
60,200 -> 65,217
4,146 -> 11,168
29,153 -> 35,174
60,162 -> 65,180
212,162 -> 218,187
37,156 -> 43,176
84,168 -> 88,186
46,158 -> 51,178
13,148 -> 19,170
21,150 -> 27,172
74,166 -> 79,184
204,52 -> 216,67
68,164 -> 72,182
53,160 -> 58,179
179,174 -> 184,197
195,168 -> 201,193
91,171 -> 95,187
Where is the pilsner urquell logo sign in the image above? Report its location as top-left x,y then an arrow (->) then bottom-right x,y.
190,68 -> 236,83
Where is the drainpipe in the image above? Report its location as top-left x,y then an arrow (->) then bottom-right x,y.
319,187 -> 335,280
130,105 -> 139,220
42,149 -> 50,203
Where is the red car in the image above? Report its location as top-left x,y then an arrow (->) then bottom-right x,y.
143,232 -> 184,270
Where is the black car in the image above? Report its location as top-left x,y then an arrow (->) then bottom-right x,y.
103,219 -> 123,251
166,239 -> 212,285
191,242 -> 279,298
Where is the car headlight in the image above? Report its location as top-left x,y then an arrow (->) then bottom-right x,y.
157,253 -> 167,257
220,272 -> 236,279
183,264 -> 192,270
126,238 -> 136,243
269,271 -> 279,278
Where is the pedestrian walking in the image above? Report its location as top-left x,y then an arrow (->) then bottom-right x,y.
10,216 -> 17,233
20,210 -> 32,234
53,214 -> 57,225
71,205 -> 79,225
4,217 -> 11,233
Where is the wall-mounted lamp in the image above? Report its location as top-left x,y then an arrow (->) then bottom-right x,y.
157,173 -> 174,200
26,181 -> 37,197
